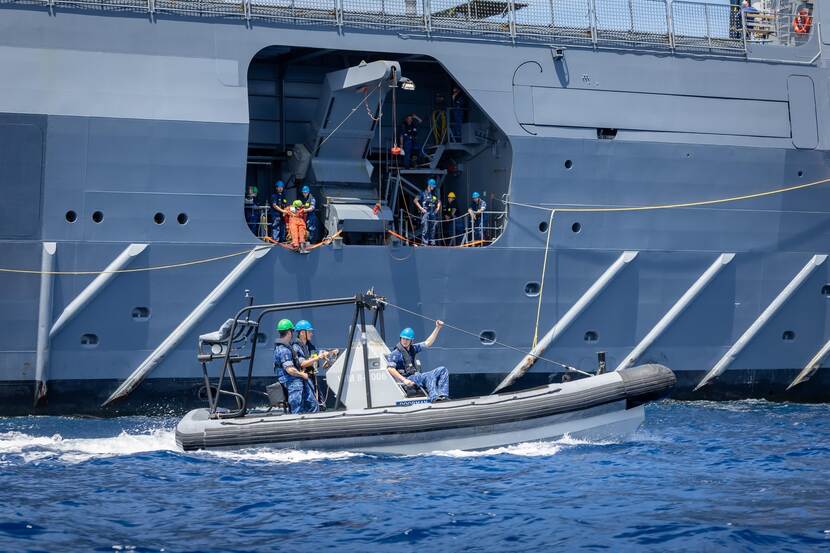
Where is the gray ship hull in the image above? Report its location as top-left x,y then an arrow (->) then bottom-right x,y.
1,1 -> 830,415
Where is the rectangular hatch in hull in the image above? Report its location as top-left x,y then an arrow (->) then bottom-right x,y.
518,86 -> 791,138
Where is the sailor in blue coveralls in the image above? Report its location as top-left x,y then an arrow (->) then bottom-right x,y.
269,180 -> 288,242
414,178 -> 441,246
273,318 -> 317,414
386,321 -> 449,402
299,185 -> 318,243
467,191 -> 487,244
291,319 -> 338,412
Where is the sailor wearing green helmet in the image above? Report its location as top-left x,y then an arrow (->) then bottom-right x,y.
273,318 -> 314,413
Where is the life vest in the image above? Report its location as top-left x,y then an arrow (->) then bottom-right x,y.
395,343 -> 418,377
793,12 -> 812,34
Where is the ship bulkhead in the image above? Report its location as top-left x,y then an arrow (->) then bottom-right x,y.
0,0 -> 829,414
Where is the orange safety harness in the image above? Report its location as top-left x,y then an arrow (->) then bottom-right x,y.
793,11 -> 812,34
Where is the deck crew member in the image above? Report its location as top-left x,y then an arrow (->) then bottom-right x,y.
443,191 -> 463,246
467,191 -> 486,244
292,320 -> 339,411
414,178 -> 441,245
400,113 -> 423,168
450,86 -> 467,142
273,319 -> 316,414
386,321 -> 449,402
269,180 -> 288,242
299,185 -> 319,243
275,199 -> 309,252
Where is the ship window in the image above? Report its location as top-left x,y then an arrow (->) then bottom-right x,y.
782,331 -> 795,341
92,211 -> 104,223
822,284 -> 830,297
584,331 -> 599,342
597,128 -> 617,140
65,210 -> 77,223
564,159 -> 573,169
571,222 -> 581,233
479,330 -> 496,345
256,332 -> 267,344
539,221 -> 549,233
81,333 -> 99,347
154,212 -> 165,225
131,307 -> 151,321
177,213 -> 189,225
525,282 -> 540,297
798,170 -> 804,177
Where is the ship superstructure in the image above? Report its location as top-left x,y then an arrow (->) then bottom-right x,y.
0,0 -> 828,414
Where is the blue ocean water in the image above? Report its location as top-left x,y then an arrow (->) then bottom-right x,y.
1,400 -> 828,552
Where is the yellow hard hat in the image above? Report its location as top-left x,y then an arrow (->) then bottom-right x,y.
448,192 -> 456,198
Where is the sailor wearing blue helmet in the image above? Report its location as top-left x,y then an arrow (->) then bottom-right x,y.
291,319 -> 339,413
299,185 -> 319,243
467,191 -> 487,244
414,178 -> 441,246
385,320 -> 449,401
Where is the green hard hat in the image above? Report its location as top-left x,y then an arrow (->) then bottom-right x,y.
292,199 -> 303,208
276,319 -> 294,331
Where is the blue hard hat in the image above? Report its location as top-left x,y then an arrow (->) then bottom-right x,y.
295,320 -> 314,332
276,180 -> 285,188
472,191 -> 480,199
399,327 -> 415,340
302,185 -> 310,194
427,178 -> 436,187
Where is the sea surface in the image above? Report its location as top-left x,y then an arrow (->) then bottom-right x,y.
1,400 -> 828,552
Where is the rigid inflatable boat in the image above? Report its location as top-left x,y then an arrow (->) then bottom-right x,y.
175,293 -> 676,454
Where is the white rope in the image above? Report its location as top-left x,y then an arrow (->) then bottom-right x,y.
380,299 -> 592,375
318,81 -> 383,148
532,209 -> 555,348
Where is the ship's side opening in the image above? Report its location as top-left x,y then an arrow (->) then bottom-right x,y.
245,47 -> 511,247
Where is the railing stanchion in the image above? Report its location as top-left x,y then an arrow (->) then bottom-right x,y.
666,0 -> 674,51
589,0 -> 598,47
705,2 -> 712,50
423,0 -> 431,36
336,0 -> 343,32
741,9 -> 748,53
508,0 -> 517,42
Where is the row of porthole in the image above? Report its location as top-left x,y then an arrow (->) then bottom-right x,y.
79,282 -> 830,347
65,211 -> 189,225
79,307 -> 151,347
538,221 -> 582,233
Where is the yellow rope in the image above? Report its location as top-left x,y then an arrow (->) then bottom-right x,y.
0,245 -> 273,276
506,176 -> 830,213
4,175 -> 826,276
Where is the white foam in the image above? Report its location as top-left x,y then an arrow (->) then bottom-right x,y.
199,448 -> 363,464
0,429 -> 177,464
429,433 -> 621,458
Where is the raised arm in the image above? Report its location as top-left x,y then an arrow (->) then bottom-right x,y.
423,320 -> 444,348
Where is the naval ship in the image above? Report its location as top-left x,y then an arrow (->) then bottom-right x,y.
1,0 -> 828,415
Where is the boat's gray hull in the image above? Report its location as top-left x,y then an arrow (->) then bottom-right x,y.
175,364 -> 675,453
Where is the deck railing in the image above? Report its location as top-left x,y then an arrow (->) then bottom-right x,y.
3,0 -> 809,55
